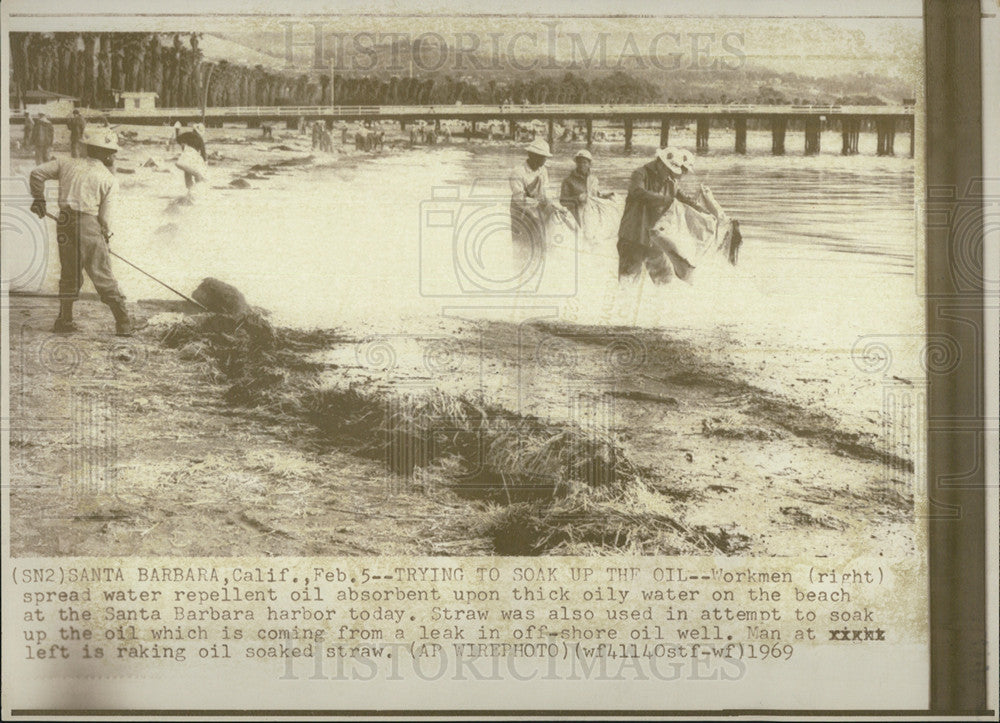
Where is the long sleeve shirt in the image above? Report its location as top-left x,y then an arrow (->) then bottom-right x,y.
617,160 -> 703,246
30,157 -> 118,236
560,170 -> 602,225
509,161 -> 549,208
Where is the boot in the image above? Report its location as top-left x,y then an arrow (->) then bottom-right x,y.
52,299 -> 79,333
106,298 -> 133,337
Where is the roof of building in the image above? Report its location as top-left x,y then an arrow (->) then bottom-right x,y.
24,89 -> 79,101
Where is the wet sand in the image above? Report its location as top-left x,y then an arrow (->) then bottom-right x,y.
8,294 -> 916,558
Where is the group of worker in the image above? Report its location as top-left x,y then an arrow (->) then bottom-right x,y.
311,121 -> 333,152
23,109 -> 89,164
354,125 -> 385,151
509,139 -> 715,283
24,112 -> 721,339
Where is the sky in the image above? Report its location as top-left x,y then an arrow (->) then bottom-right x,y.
214,15 -> 923,83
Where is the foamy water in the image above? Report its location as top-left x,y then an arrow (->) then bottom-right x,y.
20,131 -> 921,379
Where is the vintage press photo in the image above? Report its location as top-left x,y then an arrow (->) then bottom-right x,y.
3,0 -> 988,715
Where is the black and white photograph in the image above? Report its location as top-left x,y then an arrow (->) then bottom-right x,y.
5,12 -> 928,559
1,0 -> 995,717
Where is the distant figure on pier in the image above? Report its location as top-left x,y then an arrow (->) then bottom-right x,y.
319,127 -> 333,152
261,123 -> 274,140
617,147 -> 706,284
68,110 -> 86,158
559,149 -> 615,234
355,125 -> 370,151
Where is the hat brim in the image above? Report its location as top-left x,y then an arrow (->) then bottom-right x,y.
656,157 -> 683,175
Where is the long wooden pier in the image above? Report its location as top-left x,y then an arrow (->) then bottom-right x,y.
11,102 -> 916,157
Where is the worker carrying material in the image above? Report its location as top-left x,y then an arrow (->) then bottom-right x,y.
559,149 -> 615,240
617,146 -> 711,284
175,122 -> 209,189
649,178 -> 743,282
509,139 -> 575,270
29,127 -> 134,336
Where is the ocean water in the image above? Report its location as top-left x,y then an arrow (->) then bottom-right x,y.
19,130 -> 921,375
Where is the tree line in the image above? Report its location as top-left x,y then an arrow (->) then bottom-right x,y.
9,32 -> 888,110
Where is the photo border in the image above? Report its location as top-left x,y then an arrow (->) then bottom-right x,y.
1,0 -> 995,717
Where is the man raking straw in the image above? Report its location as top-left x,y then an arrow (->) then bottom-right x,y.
30,127 -> 135,336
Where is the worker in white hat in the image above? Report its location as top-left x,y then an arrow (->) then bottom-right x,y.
509,138 -> 573,260
30,128 -> 134,335
559,148 -> 615,229
168,120 -> 182,151
616,146 -> 706,283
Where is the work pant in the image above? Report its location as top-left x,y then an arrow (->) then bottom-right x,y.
35,145 -> 51,164
617,236 -> 674,285
70,135 -> 81,157
56,207 -> 124,303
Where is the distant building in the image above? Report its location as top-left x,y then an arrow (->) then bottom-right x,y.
23,89 -> 78,118
118,91 -> 159,111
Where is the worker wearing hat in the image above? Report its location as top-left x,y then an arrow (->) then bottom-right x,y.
509,139 -> 572,263
616,146 -> 706,283
29,128 -> 134,336
559,148 -> 615,228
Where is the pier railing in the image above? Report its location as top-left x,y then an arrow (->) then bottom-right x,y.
10,102 -> 915,156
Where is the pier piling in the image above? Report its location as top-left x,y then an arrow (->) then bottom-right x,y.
805,116 -> 821,155
734,116 -> 747,154
876,118 -> 896,156
696,117 -> 710,153
771,117 -> 787,155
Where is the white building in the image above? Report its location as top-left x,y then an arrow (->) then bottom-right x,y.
118,91 -> 159,111
23,90 -> 78,118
